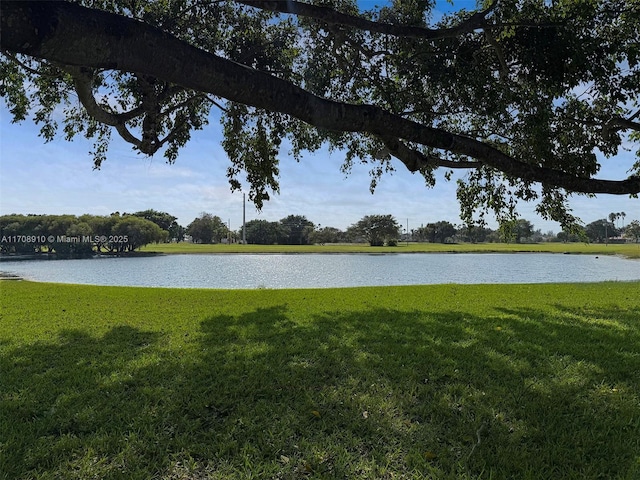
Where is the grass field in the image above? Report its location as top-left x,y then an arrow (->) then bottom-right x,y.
1,281 -> 639,479
139,241 -> 640,258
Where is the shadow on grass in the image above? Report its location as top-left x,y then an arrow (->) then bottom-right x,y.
1,305 -> 639,479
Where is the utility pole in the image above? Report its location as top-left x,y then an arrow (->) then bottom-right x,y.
406,218 -> 409,246
242,193 -> 246,244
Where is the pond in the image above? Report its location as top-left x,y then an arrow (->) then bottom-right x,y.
1,253 -> 639,289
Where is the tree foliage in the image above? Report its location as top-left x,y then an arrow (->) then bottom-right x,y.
308,226 -> 346,244
0,213 -> 166,254
131,209 -> 185,241
456,225 -> 493,244
1,0 -> 639,227
244,219 -> 283,245
414,221 -> 457,243
349,214 -> 400,246
111,216 -> 167,251
496,218 -> 532,243
130,209 -> 177,231
585,218 -> 619,243
625,220 -> 640,242
186,213 -> 228,244
278,215 -> 315,245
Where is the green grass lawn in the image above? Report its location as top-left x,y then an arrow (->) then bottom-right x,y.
1,281 -> 639,479
140,241 -> 640,258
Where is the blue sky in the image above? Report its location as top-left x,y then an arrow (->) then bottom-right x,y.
1,1 -> 638,233
2,103 -> 637,234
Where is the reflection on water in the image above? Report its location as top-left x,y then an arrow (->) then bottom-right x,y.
1,253 -> 638,289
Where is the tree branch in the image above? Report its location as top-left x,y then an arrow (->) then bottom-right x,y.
2,1 -> 639,195
204,95 -> 228,112
378,135 -> 481,172
63,65 -> 145,148
2,50 -> 45,75
608,117 -> 640,132
575,113 -> 640,140
234,0 -> 495,39
483,29 -> 509,80
64,65 -> 204,154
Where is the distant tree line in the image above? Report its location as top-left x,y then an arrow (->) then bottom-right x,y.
0,211 -> 168,255
186,213 -> 640,246
185,213 -> 319,245
3,210 -> 638,255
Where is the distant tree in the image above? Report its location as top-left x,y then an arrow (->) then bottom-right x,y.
168,222 -> 186,242
187,215 -> 212,243
350,215 -> 400,246
415,221 -> 457,243
41,215 -> 80,253
514,219 -> 535,243
42,214 -> 76,237
308,226 -> 344,244
555,228 -> 585,243
244,219 -> 282,245
131,209 -> 177,232
344,224 -> 363,243
457,225 -> 493,243
414,224 -> 428,242
279,215 -> 315,245
498,220 -> 516,243
82,214 -> 119,252
187,213 -> 228,244
585,219 -> 618,243
498,218 -> 535,243
65,221 -> 92,238
108,216 -> 166,251
0,214 -> 44,254
529,229 -> 543,243
625,220 -> 640,243
413,225 -> 428,242
60,220 -> 94,255
0,213 -> 166,254
608,211 -> 627,230
485,230 -> 502,243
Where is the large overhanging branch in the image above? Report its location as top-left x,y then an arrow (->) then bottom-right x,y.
2,1 -> 639,196
235,0 -> 496,39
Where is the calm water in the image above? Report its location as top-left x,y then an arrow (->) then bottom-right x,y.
1,253 -> 639,289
